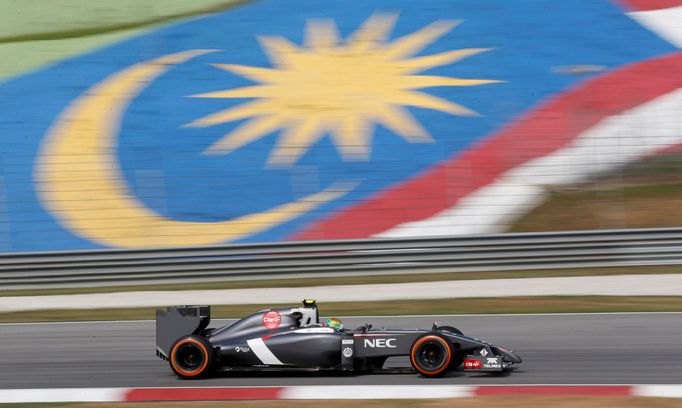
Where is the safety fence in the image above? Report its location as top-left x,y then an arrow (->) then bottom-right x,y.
2,227 -> 682,290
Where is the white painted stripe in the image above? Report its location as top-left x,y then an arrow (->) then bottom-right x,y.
377,87 -> 682,237
335,311 -> 682,318
281,385 -> 475,400
629,6 -> 682,48
247,338 -> 284,365
1,385 -> 681,402
1,274 -> 682,312
2,311 -> 681,326
0,388 -> 127,403
0,319 -> 155,326
633,385 -> 682,398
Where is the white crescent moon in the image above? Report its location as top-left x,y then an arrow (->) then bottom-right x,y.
34,50 -> 351,248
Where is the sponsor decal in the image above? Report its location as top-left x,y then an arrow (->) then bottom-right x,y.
483,357 -> 502,369
262,311 -> 282,330
464,359 -> 482,369
342,339 -> 354,345
343,347 -> 353,358
363,338 -> 397,348
234,346 -> 250,353
480,348 -> 488,357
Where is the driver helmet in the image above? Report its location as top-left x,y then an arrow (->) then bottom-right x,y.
324,317 -> 343,330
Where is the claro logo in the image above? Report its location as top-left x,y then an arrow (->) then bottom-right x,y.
262,311 -> 281,330
363,338 -> 397,348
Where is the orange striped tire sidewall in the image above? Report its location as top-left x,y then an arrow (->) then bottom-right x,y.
169,337 -> 211,378
410,335 -> 452,377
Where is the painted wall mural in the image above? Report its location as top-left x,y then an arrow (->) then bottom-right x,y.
1,0 -> 681,251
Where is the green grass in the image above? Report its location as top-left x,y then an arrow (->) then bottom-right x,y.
1,296 -> 680,323
3,264 -> 682,297
0,405 -> 71,408
510,181 -> 682,232
607,151 -> 682,180
510,150 -> 682,233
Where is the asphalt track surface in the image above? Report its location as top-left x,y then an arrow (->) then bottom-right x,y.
1,313 -> 681,389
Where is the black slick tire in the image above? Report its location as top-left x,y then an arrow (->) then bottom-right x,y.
169,335 -> 214,379
409,334 -> 453,377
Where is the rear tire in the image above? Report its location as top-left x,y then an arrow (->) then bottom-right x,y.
169,335 -> 214,379
410,335 -> 453,377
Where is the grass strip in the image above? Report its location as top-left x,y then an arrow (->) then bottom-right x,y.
3,264 -> 681,298
3,397 -> 682,408
510,181 -> 682,233
0,1 -> 249,44
1,296 -> 680,323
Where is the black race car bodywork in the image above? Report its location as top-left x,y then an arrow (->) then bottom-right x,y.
156,300 -> 521,378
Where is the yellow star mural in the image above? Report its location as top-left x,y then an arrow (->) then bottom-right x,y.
186,13 -> 500,166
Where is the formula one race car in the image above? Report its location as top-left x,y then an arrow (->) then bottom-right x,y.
156,300 -> 521,379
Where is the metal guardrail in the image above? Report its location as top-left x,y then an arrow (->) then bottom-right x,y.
2,227 -> 682,290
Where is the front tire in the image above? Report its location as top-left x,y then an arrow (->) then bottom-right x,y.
437,326 -> 464,369
410,335 -> 453,377
169,335 -> 214,379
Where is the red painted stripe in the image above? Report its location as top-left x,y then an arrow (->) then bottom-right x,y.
125,387 -> 284,402
475,386 -> 633,397
615,0 -> 682,11
292,51 -> 682,240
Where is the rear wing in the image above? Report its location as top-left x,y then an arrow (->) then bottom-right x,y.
156,305 -> 211,359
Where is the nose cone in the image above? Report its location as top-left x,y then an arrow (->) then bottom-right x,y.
494,346 -> 522,364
